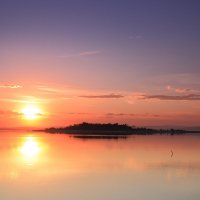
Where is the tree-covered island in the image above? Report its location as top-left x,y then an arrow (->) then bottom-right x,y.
41,122 -> 190,135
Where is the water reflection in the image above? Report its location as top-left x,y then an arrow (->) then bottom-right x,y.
73,135 -> 127,139
19,136 -> 41,165
0,132 -> 200,200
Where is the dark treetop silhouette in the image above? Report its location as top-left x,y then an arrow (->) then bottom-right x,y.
41,122 -> 190,135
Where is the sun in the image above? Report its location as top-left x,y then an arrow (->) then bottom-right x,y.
22,105 -> 41,120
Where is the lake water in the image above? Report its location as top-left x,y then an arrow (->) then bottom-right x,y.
0,131 -> 200,200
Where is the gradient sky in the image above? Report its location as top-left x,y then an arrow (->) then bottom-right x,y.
1,0 -> 200,127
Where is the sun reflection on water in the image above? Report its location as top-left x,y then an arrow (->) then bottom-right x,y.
19,136 -> 41,165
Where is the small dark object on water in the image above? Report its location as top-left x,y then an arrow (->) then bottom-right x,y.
171,150 -> 173,157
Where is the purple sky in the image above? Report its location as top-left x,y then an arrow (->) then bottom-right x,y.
1,0 -> 200,127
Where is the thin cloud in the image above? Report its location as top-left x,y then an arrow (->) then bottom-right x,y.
79,51 -> 100,56
66,112 -> 89,115
105,112 -> 200,120
1,96 -> 50,104
0,84 -> 22,89
58,50 -> 100,58
106,113 -> 127,116
105,113 -> 161,118
0,110 -> 22,116
126,92 -> 200,104
143,94 -> 200,101
79,94 -> 124,99
37,85 -> 64,94
166,85 -> 196,93
175,88 -> 192,93
0,110 -> 44,117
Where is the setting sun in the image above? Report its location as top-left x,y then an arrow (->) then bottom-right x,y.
22,105 -> 41,120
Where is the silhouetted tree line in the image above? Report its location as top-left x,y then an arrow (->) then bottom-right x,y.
44,122 -> 187,135
67,122 -> 133,131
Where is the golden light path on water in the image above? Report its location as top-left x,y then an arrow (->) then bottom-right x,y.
18,136 -> 41,165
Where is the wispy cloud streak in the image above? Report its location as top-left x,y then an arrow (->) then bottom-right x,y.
79,94 -> 124,99
37,85 -> 64,94
142,94 -> 200,101
0,84 -> 22,89
105,113 -> 161,118
0,110 -> 43,117
58,51 -> 100,58
166,85 -> 199,94
0,110 -> 22,116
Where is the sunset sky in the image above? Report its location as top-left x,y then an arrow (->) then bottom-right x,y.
1,0 -> 200,128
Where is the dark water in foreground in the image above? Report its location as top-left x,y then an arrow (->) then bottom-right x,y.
0,131 -> 200,200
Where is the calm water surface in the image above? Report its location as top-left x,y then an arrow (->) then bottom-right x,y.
0,131 -> 200,200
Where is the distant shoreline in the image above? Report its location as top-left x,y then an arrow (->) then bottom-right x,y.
35,122 -> 200,135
